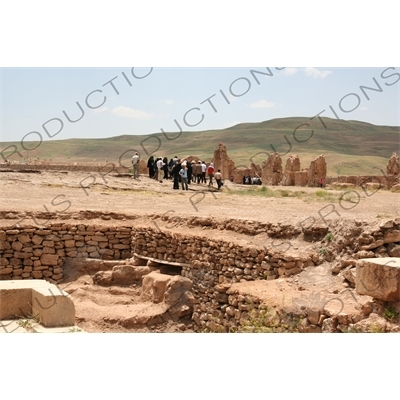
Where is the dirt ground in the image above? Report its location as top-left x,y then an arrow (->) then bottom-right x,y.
1,168 -> 399,332
1,169 -> 399,228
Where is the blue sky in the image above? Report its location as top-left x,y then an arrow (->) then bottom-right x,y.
1,67 -> 399,143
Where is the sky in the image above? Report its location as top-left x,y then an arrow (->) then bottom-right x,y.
1,67 -> 399,143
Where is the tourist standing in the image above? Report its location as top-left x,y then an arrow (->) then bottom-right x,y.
156,157 -> 164,182
172,159 -> 181,190
201,161 -> 207,183
132,152 -> 140,179
215,169 -> 222,190
147,156 -> 155,178
193,161 -> 202,184
187,161 -> 193,184
207,162 -> 215,186
163,157 -> 169,179
179,165 -> 189,190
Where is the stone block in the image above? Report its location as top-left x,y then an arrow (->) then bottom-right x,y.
12,241 -> 23,251
0,280 -> 50,319
356,258 -> 400,301
31,271 -> 43,279
0,267 -> 13,275
40,254 -> 59,266
141,272 -> 172,303
32,235 -> 43,245
31,287 -> 75,327
0,287 -> 32,318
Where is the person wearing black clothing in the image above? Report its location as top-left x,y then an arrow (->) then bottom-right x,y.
168,159 -> 174,179
163,157 -> 169,179
172,160 -> 181,190
147,156 -> 155,178
187,161 -> 193,184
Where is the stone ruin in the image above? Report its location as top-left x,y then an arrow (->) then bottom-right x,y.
282,154 -> 300,186
231,164 -> 261,184
260,153 -> 327,187
204,144 -> 397,189
387,152 -> 400,176
261,153 -> 283,185
204,144 -> 326,187
211,142 -> 235,180
308,154 -> 327,187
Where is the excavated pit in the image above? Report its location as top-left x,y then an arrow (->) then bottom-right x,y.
57,257 -> 195,333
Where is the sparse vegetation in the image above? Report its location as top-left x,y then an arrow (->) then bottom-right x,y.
68,327 -> 82,333
325,232 -> 334,242
370,324 -> 385,333
383,303 -> 399,321
377,213 -> 392,219
319,248 -> 327,256
240,307 -> 300,333
224,186 -> 370,207
17,319 -> 34,331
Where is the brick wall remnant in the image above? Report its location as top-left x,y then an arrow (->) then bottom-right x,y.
211,142 -> 235,180
282,154 -> 300,186
308,154 -> 326,187
387,152 -> 400,176
261,153 -> 282,185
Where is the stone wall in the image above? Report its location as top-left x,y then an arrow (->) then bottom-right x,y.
387,152 -> 400,176
294,170 -> 309,186
3,218 -> 400,332
308,154 -> 327,187
282,155 -> 300,186
132,227 -> 321,331
0,224 -> 133,282
261,153 -> 283,185
325,174 -> 398,189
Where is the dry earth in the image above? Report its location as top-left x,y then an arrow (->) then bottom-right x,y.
1,168 -> 399,332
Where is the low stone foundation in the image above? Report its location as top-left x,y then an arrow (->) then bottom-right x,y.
0,224 -> 133,282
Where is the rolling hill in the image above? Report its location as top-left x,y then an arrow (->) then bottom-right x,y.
1,117 -> 399,176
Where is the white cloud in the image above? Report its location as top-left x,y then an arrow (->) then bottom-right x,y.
111,106 -> 153,120
283,68 -> 298,76
165,99 -> 174,105
248,100 -> 276,109
304,67 -> 332,79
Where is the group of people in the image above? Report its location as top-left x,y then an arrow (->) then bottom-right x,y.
242,175 -> 262,185
137,155 -> 224,190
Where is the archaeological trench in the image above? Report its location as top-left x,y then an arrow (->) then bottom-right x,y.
1,150 -> 400,333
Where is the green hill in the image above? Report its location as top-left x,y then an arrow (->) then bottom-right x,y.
1,117 -> 399,175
